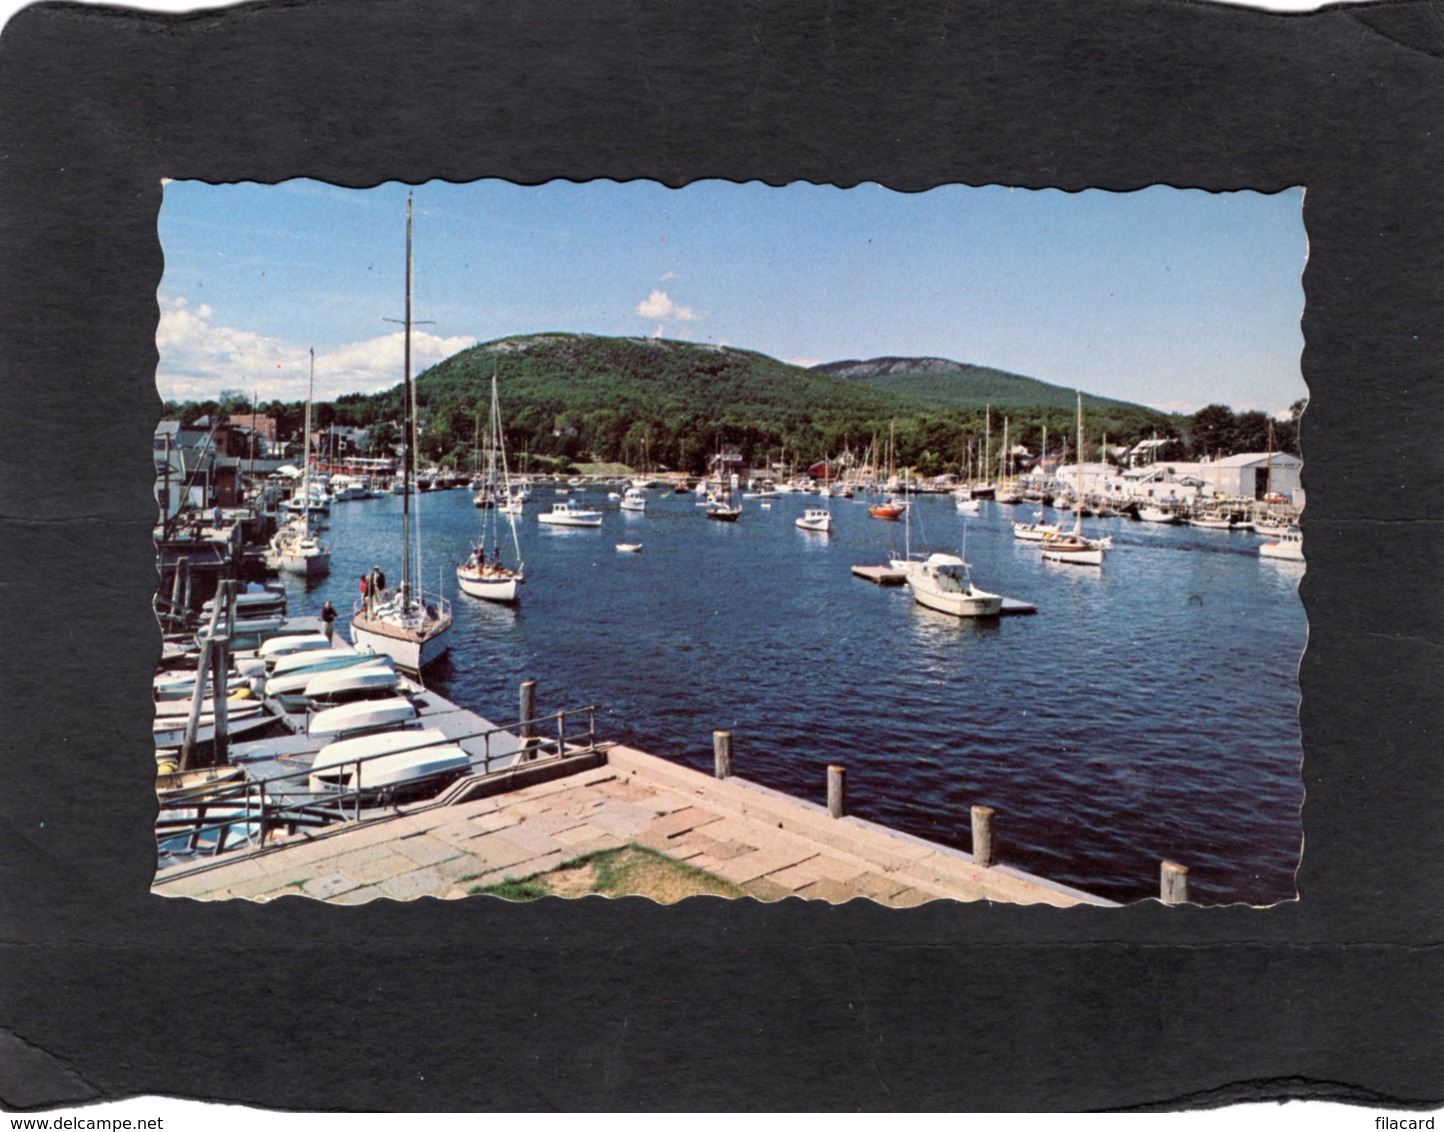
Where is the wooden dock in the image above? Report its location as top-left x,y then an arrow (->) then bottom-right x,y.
851,563 -> 907,585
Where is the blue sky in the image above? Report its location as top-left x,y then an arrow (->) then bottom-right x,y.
157,177 -> 1306,418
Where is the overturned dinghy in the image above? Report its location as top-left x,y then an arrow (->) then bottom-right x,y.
307,696 -> 417,740
301,664 -> 402,706
308,726 -> 470,795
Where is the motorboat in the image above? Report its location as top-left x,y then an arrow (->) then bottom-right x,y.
906,553 -> 1004,618
868,499 -> 907,520
1137,504 -> 1182,524
307,696 -> 418,740
538,501 -> 604,527
1258,527 -> 1304,561
619,487 -> 647,512
616,542 -> 643,553
795,508 -> 832,533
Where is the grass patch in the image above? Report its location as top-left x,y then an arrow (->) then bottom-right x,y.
468,844 -> 753,902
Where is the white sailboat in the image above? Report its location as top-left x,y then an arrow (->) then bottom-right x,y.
350,195 -> 453,674
1041,392 -> 1106,567
457,368 -> 525,603
267,350 -> 331,578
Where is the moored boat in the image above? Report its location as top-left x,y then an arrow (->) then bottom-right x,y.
795,507 -> 832,533
1258,527 -> 1304,561
906,553 -> 1004,618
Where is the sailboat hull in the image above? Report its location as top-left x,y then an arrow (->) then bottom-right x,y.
456,566 -> 521,603
350,596 -> 453,674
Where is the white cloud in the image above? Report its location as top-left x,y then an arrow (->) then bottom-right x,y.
660,270 -> 677,281
155,296 -> 475,402
635,289 -> 702,323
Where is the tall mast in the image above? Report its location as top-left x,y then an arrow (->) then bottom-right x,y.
402,194 -> 413,601
302,349 -> 314,526
1075,391 -> 1084,536
984,404 -> 991,485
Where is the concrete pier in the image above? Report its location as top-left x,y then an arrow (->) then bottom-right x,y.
154,744 -> 1115,907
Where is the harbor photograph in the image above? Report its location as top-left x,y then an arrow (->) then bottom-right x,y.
151,179 -> 1308,907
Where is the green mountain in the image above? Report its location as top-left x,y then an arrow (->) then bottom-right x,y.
813,356 -> 1157,417
317,334 -> 1182,474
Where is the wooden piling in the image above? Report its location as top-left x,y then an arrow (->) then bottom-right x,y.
827,764 -> 846,819
519,678 -> 537,759
179,584 -> 227,772
971,805 -> 995,868
713,730 -> 732,779
210,632 -> 230,767
1160,860 -> 1189,905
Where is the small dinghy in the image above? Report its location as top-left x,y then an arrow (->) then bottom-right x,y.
308,726 -> 468,794
616,542 -> 643,553
307,696 -> 417,740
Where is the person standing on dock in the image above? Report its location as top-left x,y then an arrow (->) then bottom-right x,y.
321,600 -> 337,643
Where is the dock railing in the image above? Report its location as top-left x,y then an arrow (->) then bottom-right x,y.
156,702 -> 600,860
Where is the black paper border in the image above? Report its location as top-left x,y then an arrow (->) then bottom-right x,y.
1,0 -> 1440,1112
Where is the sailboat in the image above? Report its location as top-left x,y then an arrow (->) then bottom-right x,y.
457,368 -> 525,603
1040,392 -> 1106,567
350,195 -> 454,673
266,350 -> 331,578
869,421 -> 908,519
705,445 -> 742,521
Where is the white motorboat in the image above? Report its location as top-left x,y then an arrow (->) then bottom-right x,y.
1137,504 -> 1182,524
351,197 -> 453,674
1188,511 -> 1238,530
795,508 -> 832,533
954,490 -> 980,514
619,487 -> 647,512
1259,527 -> 1304,561
538,501 -> 604,527
458,367 -> 526,604
307,696 -> 418,740
616,542 -> 643,553
906,553 -> 1004,618
307,726 -> 470,793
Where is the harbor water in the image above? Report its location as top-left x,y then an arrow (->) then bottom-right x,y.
277,487 -> 1305,905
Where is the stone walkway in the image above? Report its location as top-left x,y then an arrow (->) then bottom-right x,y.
154,745 -> 1114,907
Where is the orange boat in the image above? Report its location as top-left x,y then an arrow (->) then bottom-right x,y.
869,501 -> 906,520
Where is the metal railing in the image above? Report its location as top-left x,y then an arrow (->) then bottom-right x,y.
155,703 -> 600,861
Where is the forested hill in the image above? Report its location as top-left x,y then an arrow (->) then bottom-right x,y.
410,333 -> 925,472
323,332 -> 1187,474
172,332 -> 1311,475
813,356 -> 1156,417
